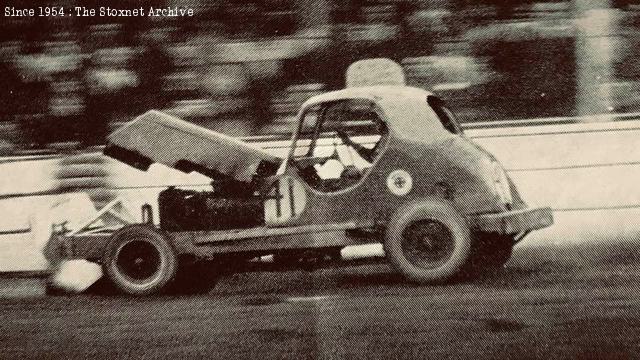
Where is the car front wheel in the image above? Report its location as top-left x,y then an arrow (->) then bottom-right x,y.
102,225 -> 177,296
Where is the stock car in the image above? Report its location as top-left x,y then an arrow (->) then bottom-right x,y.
45,59 -> 553,296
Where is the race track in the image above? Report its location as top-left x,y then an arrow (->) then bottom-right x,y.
2,241 -> 640,359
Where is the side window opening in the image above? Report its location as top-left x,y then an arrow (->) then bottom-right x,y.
427,96 -> 463,135
291,99 -> 388,193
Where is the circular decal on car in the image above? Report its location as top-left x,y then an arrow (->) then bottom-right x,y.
387,169 -> 413,196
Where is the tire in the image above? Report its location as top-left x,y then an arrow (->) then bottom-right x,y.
384,200 -> 473,284
102,225 -> 178,296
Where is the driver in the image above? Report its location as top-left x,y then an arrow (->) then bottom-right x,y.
335,120 -> 385,163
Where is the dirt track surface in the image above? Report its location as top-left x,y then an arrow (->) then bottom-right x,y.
2,242 -> 640,359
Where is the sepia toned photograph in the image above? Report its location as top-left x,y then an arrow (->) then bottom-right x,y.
0,0 -> 639,358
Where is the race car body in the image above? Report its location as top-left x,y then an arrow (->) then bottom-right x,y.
46,59 -> 553,295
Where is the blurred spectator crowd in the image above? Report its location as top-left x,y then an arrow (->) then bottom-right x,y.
1,0 -> 640,152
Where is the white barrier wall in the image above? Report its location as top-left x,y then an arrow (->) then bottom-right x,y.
472,121 -> 640,246
1,119 -> 640,272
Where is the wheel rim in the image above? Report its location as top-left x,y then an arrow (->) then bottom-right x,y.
115,240 -> 163,285
400,220 -> 455,269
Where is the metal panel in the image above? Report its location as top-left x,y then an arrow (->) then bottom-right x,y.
105,110 -> 282,182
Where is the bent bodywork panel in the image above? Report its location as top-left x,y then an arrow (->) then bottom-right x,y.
104,110 -> 282,182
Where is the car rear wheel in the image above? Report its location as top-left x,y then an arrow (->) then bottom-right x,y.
102,225 -> 177,296
384,200 -> 473,283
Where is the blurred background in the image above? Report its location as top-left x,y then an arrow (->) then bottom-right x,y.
1,0 -> 640,153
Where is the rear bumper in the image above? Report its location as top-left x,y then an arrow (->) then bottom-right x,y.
468,207 -> 554,235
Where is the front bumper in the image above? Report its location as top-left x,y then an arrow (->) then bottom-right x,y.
468,207 -> 554,235
43,232 -> 71,267
43,232 -> 108,267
